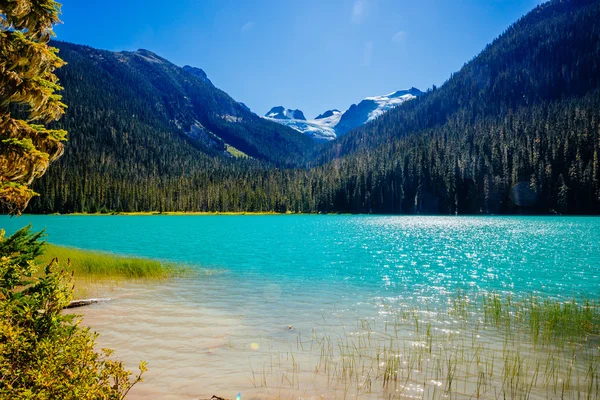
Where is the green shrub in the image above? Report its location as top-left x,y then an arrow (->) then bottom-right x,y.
0,226 -> 145,399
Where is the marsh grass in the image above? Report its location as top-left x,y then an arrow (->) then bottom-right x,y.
40,244 -> 192,279
250,294 -> 600,399
38,244 -> 201,297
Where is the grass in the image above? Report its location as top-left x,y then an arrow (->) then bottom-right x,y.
39,244 -> 197,297
248,293 -> 600,399
40,244 -> 191,280
225,144 -> 250,159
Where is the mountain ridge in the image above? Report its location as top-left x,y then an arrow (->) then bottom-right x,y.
265,106 -> 306,121
52,41 -> 316,166
182,65 -> 213,86
322,0 -> 600,161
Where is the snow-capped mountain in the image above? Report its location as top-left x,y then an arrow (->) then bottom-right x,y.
264,88 -> 423,141
265,106 -> 306,121
335,88 -> 423,137
264,108 -> 337,141
314,109 -> 342,127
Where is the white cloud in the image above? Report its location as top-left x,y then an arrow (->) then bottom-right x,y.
392,31 -> 406,43
241,22 -> 255,34
362,41 -> 373,67
352,0 -> 366,23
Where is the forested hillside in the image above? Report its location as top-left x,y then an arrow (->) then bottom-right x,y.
308,0 -> 600,214
28,41 -> 316,212
29,0 -> 600,214
322,0 -> 600,161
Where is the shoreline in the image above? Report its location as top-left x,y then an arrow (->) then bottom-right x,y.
13,211 -> 600,217
27,211 -> 299,216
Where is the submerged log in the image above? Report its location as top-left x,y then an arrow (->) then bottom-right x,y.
66,298 -> 111,309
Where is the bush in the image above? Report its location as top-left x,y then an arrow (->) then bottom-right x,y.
0,226 -> 145,399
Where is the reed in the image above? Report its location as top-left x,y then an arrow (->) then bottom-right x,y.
249,293 -> 600,399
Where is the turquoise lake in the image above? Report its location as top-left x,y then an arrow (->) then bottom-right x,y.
2,215 -> 599,299
2,215 -> 600,399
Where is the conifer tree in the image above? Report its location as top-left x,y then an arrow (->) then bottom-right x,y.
0,0 -> 67,214
0,3 -> 146,398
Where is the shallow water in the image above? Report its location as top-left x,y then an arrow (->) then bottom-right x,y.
2,215 -> 600,399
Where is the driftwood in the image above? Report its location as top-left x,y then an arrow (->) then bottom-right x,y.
66,298 -> 111,309
199,396 -> 230,400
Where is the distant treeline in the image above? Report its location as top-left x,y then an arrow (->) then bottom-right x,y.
29,93 -> 600,215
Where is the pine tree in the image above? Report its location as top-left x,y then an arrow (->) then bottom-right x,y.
0,0 -> 67,214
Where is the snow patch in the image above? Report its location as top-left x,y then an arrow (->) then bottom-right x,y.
263,116 -> 337,141
363,93 -> 417,122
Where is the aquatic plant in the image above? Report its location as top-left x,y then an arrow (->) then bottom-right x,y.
249,293 -> 600,399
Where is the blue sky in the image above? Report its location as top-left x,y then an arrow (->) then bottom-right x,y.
55,0 -> 544,118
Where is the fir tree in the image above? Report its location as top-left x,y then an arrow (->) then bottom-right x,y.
0,0 -> 67,214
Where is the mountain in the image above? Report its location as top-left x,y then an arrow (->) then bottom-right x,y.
312,109 -> 343,130
45,42 -> 315,165
335,88 -> 423,136
263,106 -> 338,141
315,110 -> 340,120
310,0 -> 600,214
265,106 -> 306,120
182,65 -> 213,86
324,0 -> 600,161
264,88 -> 423,141
27,41 -> 317,213
238,102 -> 251,112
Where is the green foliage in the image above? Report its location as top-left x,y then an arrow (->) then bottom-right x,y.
0,226 -> 145,399
0,0 -> 68,214
1,4 -> 147,400
40,244 -> 190,280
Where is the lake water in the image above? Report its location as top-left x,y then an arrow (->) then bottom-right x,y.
2,215 -> 600,399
